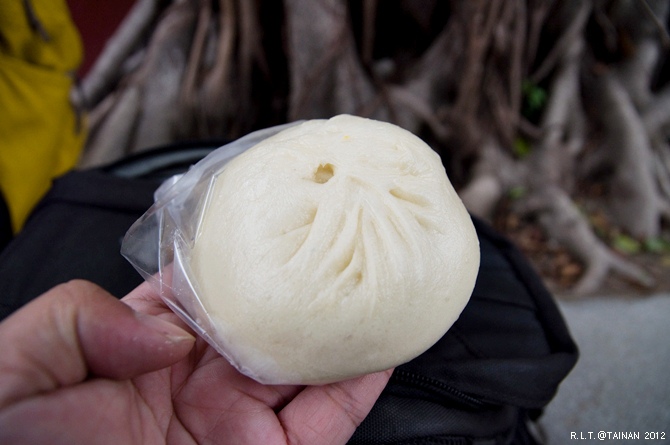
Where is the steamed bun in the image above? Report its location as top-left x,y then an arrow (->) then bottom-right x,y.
189,114 -> 479,384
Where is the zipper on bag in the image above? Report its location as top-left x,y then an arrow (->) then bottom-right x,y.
391,368 -> 487,409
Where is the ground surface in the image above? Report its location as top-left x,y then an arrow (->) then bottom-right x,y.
492,199 -> 670,299
538,293 -> 670,444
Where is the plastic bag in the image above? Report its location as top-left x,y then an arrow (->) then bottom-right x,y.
121,122 -> 300,381
122,115 -> 480,385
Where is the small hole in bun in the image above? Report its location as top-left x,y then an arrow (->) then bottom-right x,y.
313,163 -> 335,184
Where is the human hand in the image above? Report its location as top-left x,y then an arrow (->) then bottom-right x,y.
0,280 -> 392,444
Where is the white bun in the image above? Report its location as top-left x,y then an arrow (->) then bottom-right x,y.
190,114 -> 480,384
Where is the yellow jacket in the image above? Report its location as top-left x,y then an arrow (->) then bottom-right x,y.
0,0 -> 86,232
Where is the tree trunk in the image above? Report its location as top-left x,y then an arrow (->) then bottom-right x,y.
75,0 -> 670,294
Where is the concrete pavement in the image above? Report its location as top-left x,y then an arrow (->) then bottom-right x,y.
539,293 -> 670,444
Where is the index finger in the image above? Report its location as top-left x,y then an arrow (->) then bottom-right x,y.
278,368 -> 393,445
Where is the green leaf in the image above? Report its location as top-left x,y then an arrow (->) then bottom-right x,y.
513,138 -> 532,159
508,185 -> 527,200
644,237 -> 670,253
522,80 -> 547,113
612,234 -> 641,254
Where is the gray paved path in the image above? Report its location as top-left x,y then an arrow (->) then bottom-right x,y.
539,293 -> 670,444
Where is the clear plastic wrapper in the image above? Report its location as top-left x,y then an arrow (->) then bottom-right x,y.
122,115 -> 480,386
121,122 -> 300,382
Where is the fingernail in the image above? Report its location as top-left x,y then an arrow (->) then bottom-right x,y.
136,312 -> 196,343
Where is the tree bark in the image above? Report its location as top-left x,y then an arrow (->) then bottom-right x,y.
75,0 -> 670,294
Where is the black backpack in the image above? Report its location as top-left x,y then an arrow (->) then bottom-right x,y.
0,144 -> 578,445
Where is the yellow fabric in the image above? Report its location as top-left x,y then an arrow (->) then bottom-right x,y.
0,0 -> 86,232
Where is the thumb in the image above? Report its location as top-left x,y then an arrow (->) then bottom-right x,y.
0,280 -> 195,409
